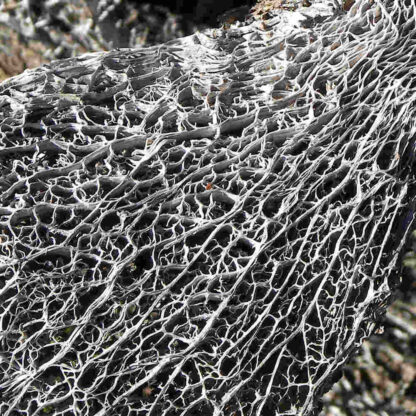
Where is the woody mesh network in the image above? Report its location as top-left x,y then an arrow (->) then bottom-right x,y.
0,1 -> 415,415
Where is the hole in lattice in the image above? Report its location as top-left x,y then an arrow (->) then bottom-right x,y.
100,212 -> 120,231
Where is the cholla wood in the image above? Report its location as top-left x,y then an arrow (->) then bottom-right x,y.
0,0 -> 415,415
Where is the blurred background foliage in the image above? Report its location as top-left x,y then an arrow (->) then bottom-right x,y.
0,1 -> 415,415
0,0 -> 252,81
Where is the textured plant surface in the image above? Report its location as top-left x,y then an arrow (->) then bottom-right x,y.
0,0 -> 416,415
323,256 -> 416,416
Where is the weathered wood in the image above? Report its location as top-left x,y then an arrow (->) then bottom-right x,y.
0,1 -> 415,415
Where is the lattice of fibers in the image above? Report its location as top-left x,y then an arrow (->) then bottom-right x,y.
0,0 -> 415,415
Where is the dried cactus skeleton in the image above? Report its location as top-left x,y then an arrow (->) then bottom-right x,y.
0,0 -> 416,415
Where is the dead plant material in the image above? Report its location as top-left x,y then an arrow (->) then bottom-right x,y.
251,0 -> 307,19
